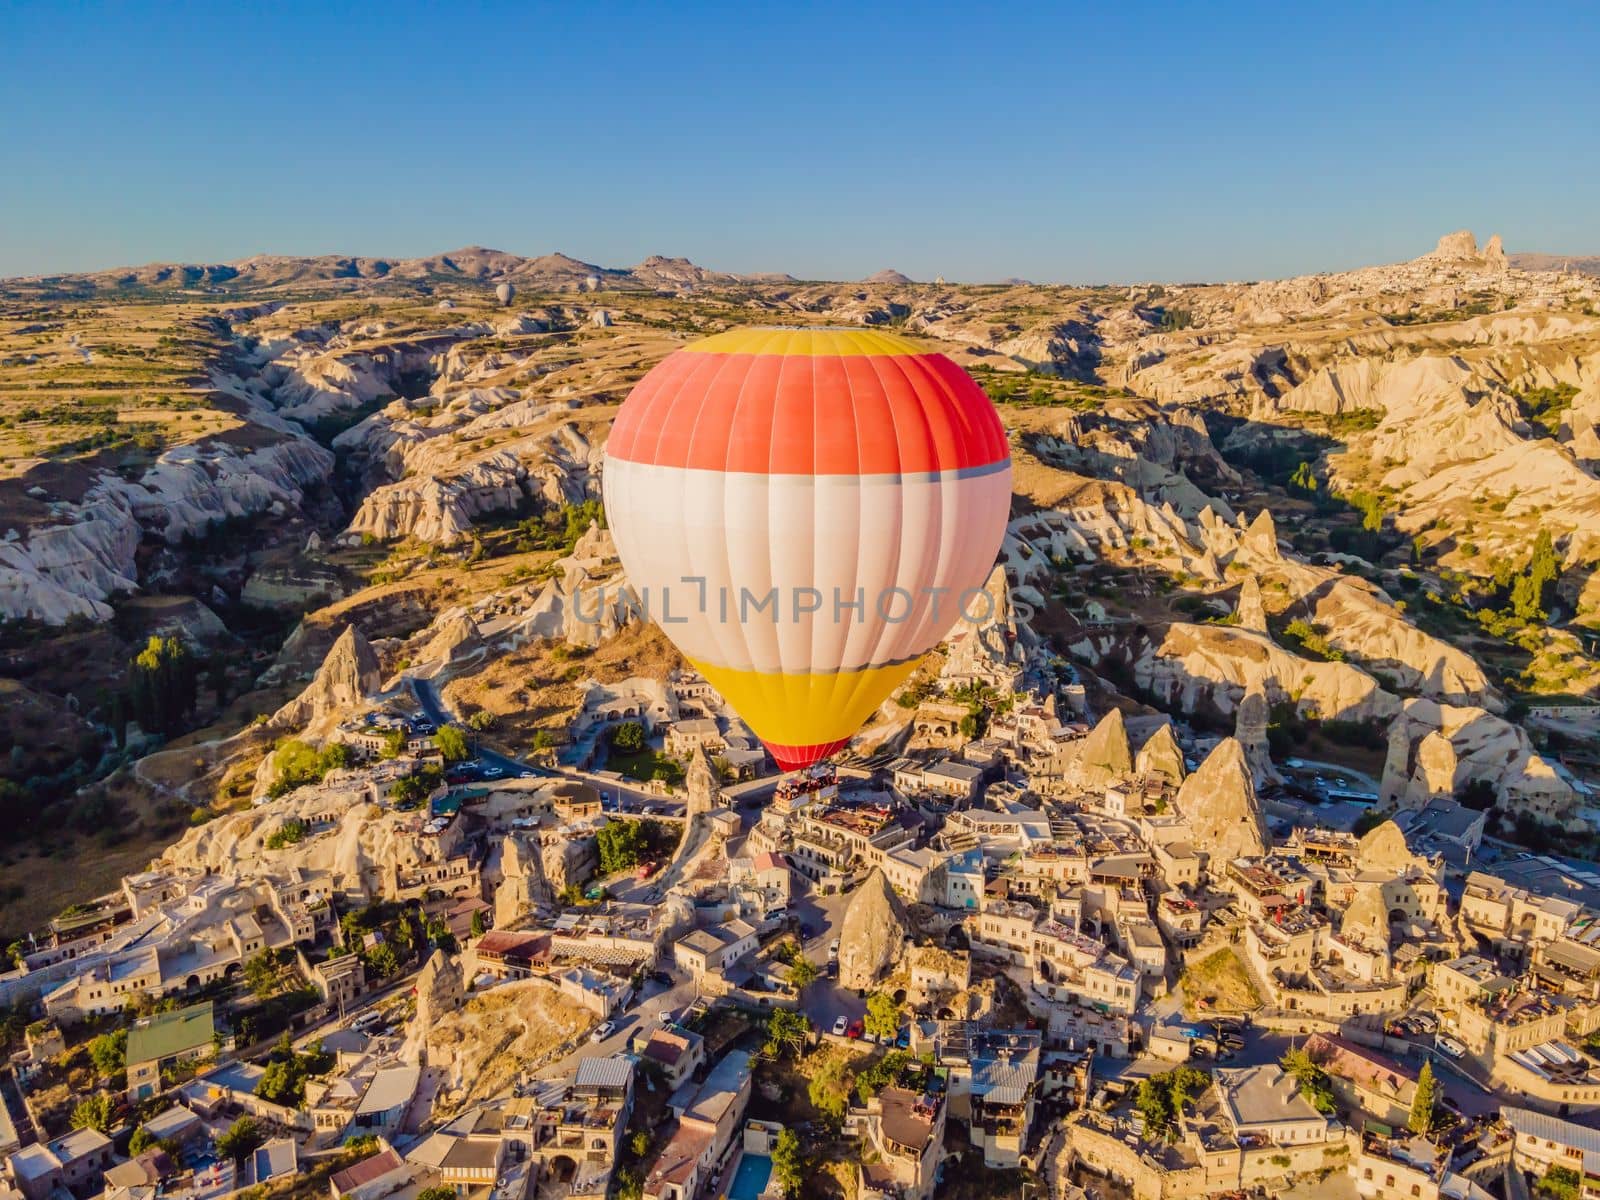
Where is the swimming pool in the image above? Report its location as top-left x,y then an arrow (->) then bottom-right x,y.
728,1153 -> 772,1200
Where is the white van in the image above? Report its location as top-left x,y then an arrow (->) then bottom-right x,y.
1435,1035 -> 1466,1059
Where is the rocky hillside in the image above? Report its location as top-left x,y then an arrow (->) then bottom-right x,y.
7,228 -> 1600,942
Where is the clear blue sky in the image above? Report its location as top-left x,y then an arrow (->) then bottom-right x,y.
4,1 -> 1598,282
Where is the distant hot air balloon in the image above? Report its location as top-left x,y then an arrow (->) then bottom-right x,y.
604,327 -> 1011,770
495,282 -> 515,307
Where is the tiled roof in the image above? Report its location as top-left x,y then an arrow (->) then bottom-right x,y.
126,1001 -> 214,1065
330,1148 -> 405,1193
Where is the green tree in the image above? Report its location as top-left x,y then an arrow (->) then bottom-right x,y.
1288,461 -> 1318,494
864,992 -> 902,1042
1281,1046 -> 1336,1114
128,1127 -> 158,1155
434,725 -> 469,763
128,635 -> 197,735
417,1189 -> 457,1200
255,1057 -> 307,1107
268,740 -> 351,798
215,1117 -> 265,1164
363,942 -> 402,979
380,728 -> 406,759
854,1050 -> 910,1103
596,819 -> 646,874
1135,1076 -> 1173,1136
771,1127 -> 804,1199
610,721 -> 646,753
1537,1166 -> 1581,1200
71,1093 -> 116,1133
470,910 -> 486,938
763,1008 -> 812,1059
88,1029 -> 127,1077
390,764 -> 443,807
1510,528 -> 1559,622
244,950 -> 282,997
264,820 -> 307,850
628,1130 -> 651,1160
1408,1059 -> 1439,1134
788,956 -> 819,990
561,498 -> 607,549
466,710 -> 496,732
807,1054 -> 852,1124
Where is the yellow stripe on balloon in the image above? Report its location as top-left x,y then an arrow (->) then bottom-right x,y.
688,657 -> 922,747
681,327 -> 928,358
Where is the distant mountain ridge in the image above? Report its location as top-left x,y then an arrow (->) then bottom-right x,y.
11,236 -> 1600,295
4,246 -> 794,295
1509,251 -> 1600,278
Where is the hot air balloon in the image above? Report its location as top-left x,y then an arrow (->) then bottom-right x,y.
604,327 -> 1011,770
495,282 -> 515,307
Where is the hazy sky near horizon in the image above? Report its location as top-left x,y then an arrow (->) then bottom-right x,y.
4,1 -> 1599,283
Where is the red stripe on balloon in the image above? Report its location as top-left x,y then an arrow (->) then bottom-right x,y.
763,737 -> 851,772
609,351 -> 1007,476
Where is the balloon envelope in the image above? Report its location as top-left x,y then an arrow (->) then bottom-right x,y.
495,282 -> 515,306
604,327 -> 1011,770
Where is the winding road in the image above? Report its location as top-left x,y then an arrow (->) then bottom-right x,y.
407,677 -> 680,815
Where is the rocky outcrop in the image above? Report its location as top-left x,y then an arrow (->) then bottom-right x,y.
344,453 -> 534,545
1302,578 -> 1494,707
1068,709 -> 1133,789
685,744 -> 721,817
161,769 -> 432,894
838,867 -> 908,990
1234,682 -> 1280,788
1235,510 -> 1282,566
1234,575 -> 1268,633
414,948 -> 465,1031
941,565 -> 1024,690
1135,623 -> 1399,724
413,610 -> 483,677
1379,699 -> 1580,823
1357,820 -> 1419,875
494,832 -> 551,927
1339,886 -> 1391,950
1176,738 -> 1269,871
0,506 -> 137,623
271,625 -> 382,731
1134,723 -> 1186,784
1424,230 -> 1507,272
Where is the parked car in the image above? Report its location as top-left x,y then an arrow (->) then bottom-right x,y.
482,766 -> 505,779
650,971 -> 673,987
591,1021 -> 616,1042
658,1009 -> 675,1025
832,1016 -> 849,1036
1435,1035 -> 1466,1059
846,1019 -> 863,1039
828,939 -> 841,960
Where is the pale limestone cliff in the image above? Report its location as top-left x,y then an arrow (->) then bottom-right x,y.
1134,623 -> 1399,724
1067,709 -> 1133,789
838,867 -> 908,990
1175,738 -> 1269,871
1134,723 -> 1186,785
271,625 -> 383,732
